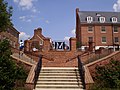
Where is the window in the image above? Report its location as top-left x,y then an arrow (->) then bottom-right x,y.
112,17 -> 117,23
40,40 -> 43,45
88,37 -> 93,42
88,26 -> 93,32
101,26 -> 106,32
114,37 -> 119,43
87,16 -> 93,23
102,37 -> 106,43
99,17 -> 105,23
113,26 -> 118,33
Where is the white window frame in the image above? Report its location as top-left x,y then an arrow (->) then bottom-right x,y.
87,16 -> 93,23
99,17 -> 105,23
113,26 -> 118,33
101,26 -> 106,33
88,26 -> 93,32
112,17 -> 117,23
114,37 -> 119,43
102,37 -> 107,43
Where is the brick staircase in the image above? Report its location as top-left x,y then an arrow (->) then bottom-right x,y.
35,67 -> 84,90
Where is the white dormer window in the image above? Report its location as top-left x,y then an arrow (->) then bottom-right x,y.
112,17 -> 117,23
99,17 -> 105,23
87,16 -> 93,23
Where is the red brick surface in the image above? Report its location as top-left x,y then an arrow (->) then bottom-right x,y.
86,51 -> 120,77
76,9 -> 120,48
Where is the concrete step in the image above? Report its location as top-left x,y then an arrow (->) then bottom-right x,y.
35,88 -> 84,90
35,67 -> 83,90
35,84 -> 83,88
36,81 -> 82,85
41,68 -> 78,70
38,76 -> 80,79
41,67 -> 78,70
39,73 -> 79,76
40,70 -> 79,73
41,67 -> 78,69
38,78 -> 81,82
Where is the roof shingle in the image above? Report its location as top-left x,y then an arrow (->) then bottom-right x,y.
78,11 -> 120,23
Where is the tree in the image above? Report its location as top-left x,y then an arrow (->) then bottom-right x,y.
0,0 -> 13,32
0,39 -> 27,90
94,60 -> 120,89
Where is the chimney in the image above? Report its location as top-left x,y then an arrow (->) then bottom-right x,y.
69,37 -> 76,51
34,28 -> 42,36
76,8 -> 79,13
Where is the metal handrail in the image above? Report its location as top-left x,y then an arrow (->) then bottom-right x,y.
34,54 -> 42,88
66,54 -> 86,89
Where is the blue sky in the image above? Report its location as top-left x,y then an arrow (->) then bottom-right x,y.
6,0 -> 120,42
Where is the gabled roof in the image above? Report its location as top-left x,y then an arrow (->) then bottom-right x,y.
9,26 -> 20,34
78,11 -> 120,23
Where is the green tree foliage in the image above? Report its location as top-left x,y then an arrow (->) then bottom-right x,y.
94,60 -> 120,89
0,39 -> 27,90
0,0 -> 13,32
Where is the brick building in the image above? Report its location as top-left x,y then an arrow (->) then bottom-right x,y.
76,8 -> 120,51
0,26 -> 19,51
24,28 -> 51,52
24,27 -> 76,53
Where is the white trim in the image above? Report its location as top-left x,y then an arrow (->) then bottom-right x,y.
113,32 -> 118,33
113,26 -> 118,33
95,46 -> 109,50
88,26 -> 93,33
80,46 -> 89,51
101,26 -> 106,33
36,35 -> 43,45
87,16 -> 93,23
99,17 -> 105,23
112,17 -> 117,23
101,37 -> 107,44
80,45 -> 115,50
102,42 -> 107,44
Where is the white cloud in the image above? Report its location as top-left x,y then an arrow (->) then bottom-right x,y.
64,37 -> 70,41
32,7 -> 37,13
19,16 -> 26,21
19,32 -> 30,41
19,15 -> 33,22
113,0 -> 120,11
26,19 -> 32,22
30,15 -> 35,18
71,29 -> 75,36
14,0 -> 19,3
13,0 -> 36,10
45,20 -> 50,24
64,36 -> 70,45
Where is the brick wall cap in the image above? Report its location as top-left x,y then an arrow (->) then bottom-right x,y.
70,37 -> 76,40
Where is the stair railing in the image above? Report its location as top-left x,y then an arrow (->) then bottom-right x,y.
66,54 -> 86,89
34,54 -> 42,88
77,56 -> 86,89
